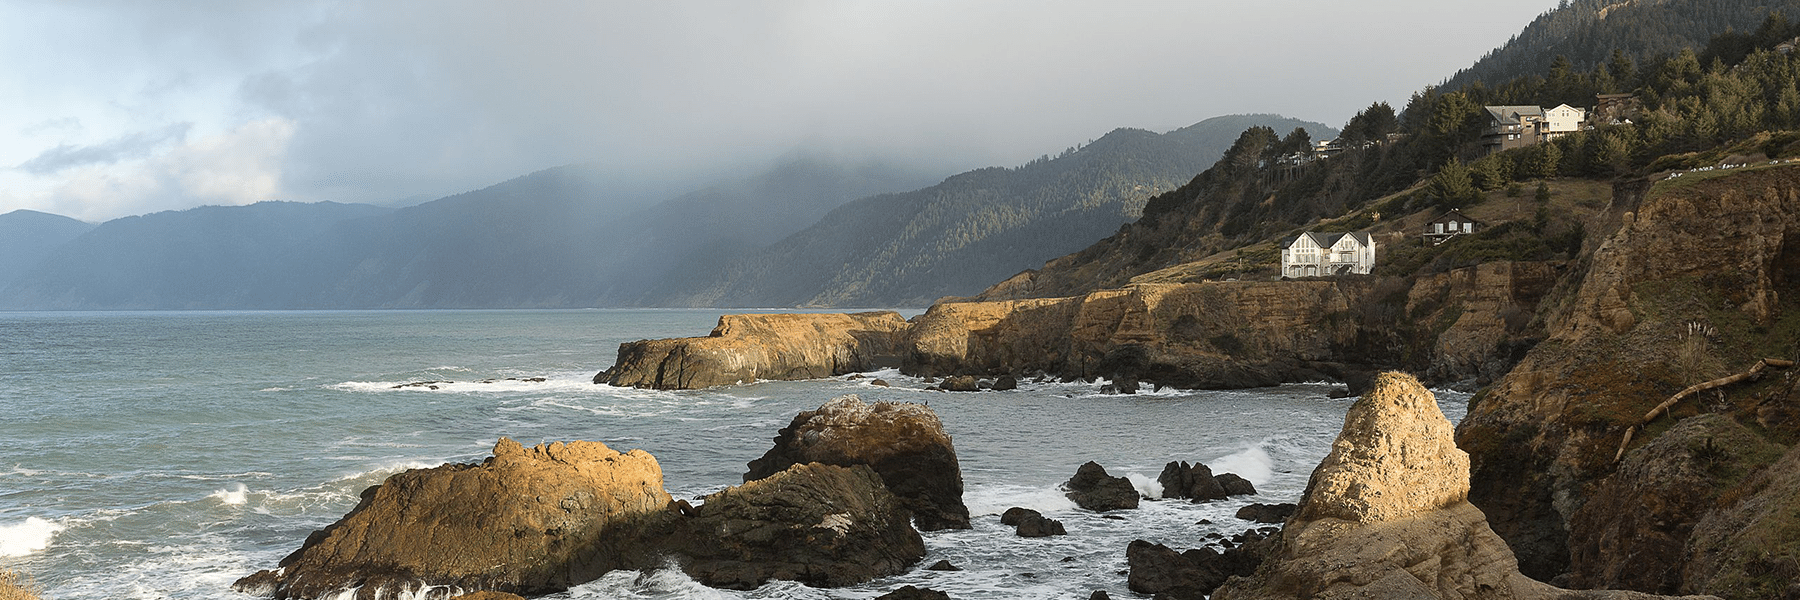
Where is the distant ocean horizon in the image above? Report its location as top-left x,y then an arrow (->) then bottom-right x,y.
0,309 -> 1466,599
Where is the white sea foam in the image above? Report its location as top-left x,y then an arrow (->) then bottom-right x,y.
1125,472 -> 1164,498
210,483 -> 249,506
1211,445 -> 1275,486
0,516 -> 64,557
567,562 -> 735,599
964,484 -> 1079,516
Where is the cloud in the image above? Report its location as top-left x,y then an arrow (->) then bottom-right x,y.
17,123 -> 193,175
41,118 -> 296,221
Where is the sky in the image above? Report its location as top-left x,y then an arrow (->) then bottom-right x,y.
0,1 -> 1565,222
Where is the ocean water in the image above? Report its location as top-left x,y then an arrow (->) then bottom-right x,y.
0,309 -> 1467,599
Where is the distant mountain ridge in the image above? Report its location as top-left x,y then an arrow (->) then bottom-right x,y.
0,210 -> 94,289
654,114 -> 1336,307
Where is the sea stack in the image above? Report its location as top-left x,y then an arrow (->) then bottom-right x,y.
744,394 -> 971,530
1212,372 -> 1720,600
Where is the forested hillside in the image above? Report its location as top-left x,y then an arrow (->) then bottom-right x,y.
0,210 -> 93,289
1443,0 -> 1800,91
652,114 -> 1335,307
981,8 -> 1800,301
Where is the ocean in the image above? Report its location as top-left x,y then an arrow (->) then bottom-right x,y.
0,309 -> 1467,599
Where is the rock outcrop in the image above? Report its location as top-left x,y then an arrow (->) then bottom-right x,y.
1212,372 -> 1718,600
233,438 -> 672,599
1127,531 -> 1276,600
666,463 -> 925,589
1000,507 -> 1067,537
1157,460 -> 1259,502
1459,167 -> 1800,592
1064,461 -> 1140,512
743,395 -> 970,531
596,311 -> 909,389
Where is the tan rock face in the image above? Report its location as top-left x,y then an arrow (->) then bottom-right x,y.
1460,167 -> 1800,587
744,395 -> 970,530
1214,372 -> 1718,600
235,438 -> 672,599
1295,372 -> 1469,524
597,311 -> 910,389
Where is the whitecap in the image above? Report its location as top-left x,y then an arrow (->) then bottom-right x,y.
1211,445 -> 1275,486
210,483 -> 249,506
963,484 -> 1078,516
0,516 -> 64,557
1125,471 -> 1164,498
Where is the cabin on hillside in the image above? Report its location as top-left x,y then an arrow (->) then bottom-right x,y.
1424,209 -> 1483,245
1280,231 -> 1376,278
1542,104 -> 1585,139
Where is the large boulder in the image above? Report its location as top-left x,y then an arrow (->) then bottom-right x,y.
1064,461 -> 1140,512
233,438 -> 672,599
667,463 -> 925,589
1212,372 -> 1719,600
596,311 -> 909,389
1127,531 -> 1275,599
743,395 -> 970,531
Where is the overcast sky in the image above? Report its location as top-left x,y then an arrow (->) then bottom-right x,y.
0,1 -> 1563,222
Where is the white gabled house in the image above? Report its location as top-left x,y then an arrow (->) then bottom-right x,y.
1280,231 -> 1377,278
1542,104 -> 1585,139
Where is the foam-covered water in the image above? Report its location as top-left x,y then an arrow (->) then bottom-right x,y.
0,309 -> 1468,599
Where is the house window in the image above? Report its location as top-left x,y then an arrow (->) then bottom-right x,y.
1462,222 -> 1472,233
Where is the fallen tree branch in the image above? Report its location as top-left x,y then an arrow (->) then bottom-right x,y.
1613,358 -> 1795,463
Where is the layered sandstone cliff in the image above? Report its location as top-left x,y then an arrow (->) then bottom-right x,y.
597,311 -> 909,389
1458,166 -> 1800,596
1212,372 -> 1715,600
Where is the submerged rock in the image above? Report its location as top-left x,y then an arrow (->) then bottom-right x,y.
743,395 -> 970,530
1211,372 -> 1718,600
875,586 -> 952,600
1064,461 -> 1140,512
1000,507 -> 1066,537
941,375 -> 980,392
233,438 -> 672,599
1234,503 -> 1295,524
669,463 -> 925,589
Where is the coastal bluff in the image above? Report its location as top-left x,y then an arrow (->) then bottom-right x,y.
598,269 -> 1554,391
596,311 -> 909,389
1211,372 -> 1717,600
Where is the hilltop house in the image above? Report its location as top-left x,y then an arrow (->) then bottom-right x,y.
1480,103 -> 1588,154
1281,231 -> 1376,278
1425,209 -> 1483,245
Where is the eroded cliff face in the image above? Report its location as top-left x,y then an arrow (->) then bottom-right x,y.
597,311 -> 909,389
599,262 -> 1560,392
1213,372 -> 1716,600
1457,166 -> 1800,597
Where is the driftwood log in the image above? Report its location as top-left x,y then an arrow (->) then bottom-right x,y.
1613,358 -> 1795,463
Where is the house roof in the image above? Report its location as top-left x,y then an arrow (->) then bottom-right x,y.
1429,208 -> 1484,225
1485,105 -> 1544,124
1283,231 -> 1373,249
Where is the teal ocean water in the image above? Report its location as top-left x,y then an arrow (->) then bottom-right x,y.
0,309 -> 1466,599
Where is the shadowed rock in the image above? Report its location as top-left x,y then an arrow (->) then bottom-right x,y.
744,395 -> 970,530
1127,530 -> 1275,599
1212,372 -> 1719,600
669,463 -> 925,589
1158,461 -> 1226,501
1064,461 -> 1140,512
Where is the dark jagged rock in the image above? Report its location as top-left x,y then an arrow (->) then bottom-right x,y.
1064,461 -> 1140,512
875,585 -> 952,600
743,395 -> 970,531
942,375 -> 979,392
232,438 -> 672,599
992,374 -> 1018,390
1157,461 -> 1226,501
999,507 -> 1067,537
1126,531 -> 1273,599
1214,473 -> 1256,497
671,463 -> 925,589
925,559 -> 960,571
1234,503 -> 1295,524
1088,591 -> 1111,600
1000,506 -> 1040,526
